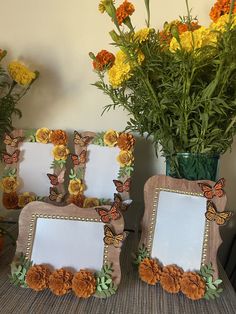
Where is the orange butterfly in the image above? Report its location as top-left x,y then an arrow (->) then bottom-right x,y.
2,150 -> 20,164
47,170 -> 65,186
96,202 -> 121,223
113,193 -> 132,212
205,201 -> 233,225
4,134 -> 24,147
198,178 -> 225,199
103,225 -> 126,248
70,150 -> 87,166
49,187 -> 64,203
74,131 -> 93,147
113,178 -> 131,193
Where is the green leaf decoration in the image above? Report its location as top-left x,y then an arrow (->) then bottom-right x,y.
134,245 -> 150,265
200,263 -> 223,300
35,196 -> 45,201
69,168 -> 84,180
99,198 -> 112,205
91,132 -> 106,146
50,159 -> 66,170
2,167 -> 17,178
95,264 -> 117,298
9,253 -> 33,288
24,129 -> 36,142
118,166 -> 134,179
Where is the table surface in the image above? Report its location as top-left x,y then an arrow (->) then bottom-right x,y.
0,225 -> 236,314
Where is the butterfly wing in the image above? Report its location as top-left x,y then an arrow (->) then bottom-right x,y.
109,202 -> 121,220
205,201 -> 217,221
103,225 -> 115,245
3,134 -> 13,146
71,154 -> 79,166
57,170 -> 65,184
47,173 -> 59,186
4,134 -> 23,147
49,187 -> 63,202
113,233 -> 126,248
96,208 -> 110,223
215,211 -> 233,226
2,150 -> 20,164
114,193 -> 122,204
123,178 -> 131,192
213,178 -> 225,198
12,150 -> 20,163
113,180 -> 124,193
198,183 -> 214,199
79,150 -> 87,164
74,131 -> 93,147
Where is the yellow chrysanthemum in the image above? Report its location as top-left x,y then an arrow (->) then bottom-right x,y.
36,128 -> 51,144
104,129 -> 119,146
68,179 -> 85,195
134,28 -> 150,43
108,50 -> 132,87
117,150 -> 134,166
8,61 -> 36,86
52,145 -> 69,161
210,14 -> 236,32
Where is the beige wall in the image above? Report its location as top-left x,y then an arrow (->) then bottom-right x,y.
0,0 -> 235,262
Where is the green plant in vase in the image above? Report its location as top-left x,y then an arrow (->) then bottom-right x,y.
90,0 -> 236,180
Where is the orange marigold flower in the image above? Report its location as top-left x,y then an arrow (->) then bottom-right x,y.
116,0 -> 135,26
117,133 -> 135,151
160,265 -> 184,294
72,270 -> 96,298
139,258 -> 162,285
26,265 -> 51,291
2,192 -> 19,209
180,271 -> 206,300
49,130 -> 68,145
210,0 -> 236,22
177,21 -> 201,34
49,268 -> 73,296
93,50 -> 115,71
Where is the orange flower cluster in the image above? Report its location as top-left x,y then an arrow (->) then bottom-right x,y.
117,133 -> 135,151
49,129 -> 68,145
177,21 -> 200,34
93,50 -> 115,71
139,258 -> 162,285
26,265 -> 51,291
210,0 -> 236,22
180,272 -> 206,300
160,265 -> 183,293
116,0 -> 135,25
72,270 -> 96,298
67,193 -> 85,207
48,268 -> 73,296
2,192 -> 19,209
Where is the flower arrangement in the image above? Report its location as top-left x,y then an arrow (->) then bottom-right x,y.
90,0 -> 236,171
0,50 -> 39,155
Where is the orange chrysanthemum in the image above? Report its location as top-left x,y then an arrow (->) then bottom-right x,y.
160,265 -> 184,294
2,192 -> 19,209
67,193 -> 85,207
210,0 -> 236,22
116,0 -> 135,25
177,21 -> 201,34
180,272 -> 206,300
26,265 -> 51,291
49,130 -> 68,145
139,258 -> 162,285
49,268 -> 73,296
93,50 -> 115,71
72,270 -> 96,298
117,133 -> 135,151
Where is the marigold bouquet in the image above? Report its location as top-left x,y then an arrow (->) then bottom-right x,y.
91,0 -> 236,163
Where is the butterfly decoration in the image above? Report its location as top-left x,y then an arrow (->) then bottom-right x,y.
2,150 -> 20,164
71,150 -> 87,166
74,131 -> 93,147
113,178 -> 131,193
198,178 -> 225,199
205,200 -> 233,225
49,187 -> 64,203
96,202 -> 121,223
103,225 -> 126,248
113,193 -> 132,212
47,170 -> 65,186
4,134 -> 24,147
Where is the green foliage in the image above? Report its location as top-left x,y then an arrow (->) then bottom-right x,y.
69,168 -> 84,180
50,159 -> 66,170
1,167 -> 17,178
91,132 -> 106,146
95,264 -> 117,298
134,245 -> 150,265
118,166 -> 134,179
9,253 -> 33,288
99,198 -> 112,205
199,263 -> 223,300
24,129 -> 36,142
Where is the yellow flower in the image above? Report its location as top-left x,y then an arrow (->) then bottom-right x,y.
104,129 -> 119,147
210,14 -> 236,32
0,176 -> 19,193
18,192 -> 35,208
68,179 -> 85,195
108,50 -> 132,87
134,28 -> 150,43
8,61 -> 36,86
52,145 -> 69,161
36,128 -> 51,144
117,150 -> 134,166
83,198 -> 100,208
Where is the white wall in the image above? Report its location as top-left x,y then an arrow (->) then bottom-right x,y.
0,0 -> 235,261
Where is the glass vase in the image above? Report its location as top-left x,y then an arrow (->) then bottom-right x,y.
165,153 -> 219,181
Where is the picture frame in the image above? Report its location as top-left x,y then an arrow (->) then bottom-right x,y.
67,130 -> 135,209
136,175 -> 232,300
1,128 -> 69,209
12,200 -> 125,298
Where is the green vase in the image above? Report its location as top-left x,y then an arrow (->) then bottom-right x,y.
165,153 -> 219,181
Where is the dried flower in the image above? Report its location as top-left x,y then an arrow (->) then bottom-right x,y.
117,133 -> 135,151
8,61 -> 36,86
52,145 -> 69,161
26,265 -> 51,291
104,129 -> 119,147
67,193 -> 85,207
35,128 -> 51,144
139,258 -> 162,285
93,50 -> 115,71
49,130 -> 68,145
160,265 -> 184,293
116,0 -> 135,25
0,176 -> 19,193
117,150 -> 134,166
49,268 -> 73,296
2,192 -> 19,209
180,271 -> 206,300
72,270 -> 96,298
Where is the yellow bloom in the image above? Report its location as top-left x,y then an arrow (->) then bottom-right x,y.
8,61 -> 36,86
104,129 -> 119,146
210,14 -> 236,32
98,0 -> 115,14
0,176 -> 19,193
52,145 -> 69,161
117,150 -> 134,166
134,28 -> 150,43
18,192 -> 36,208
68,179 -> 85,195
108,50 -> 132,87
36,128 -> 51,144
83,198 -> 100,208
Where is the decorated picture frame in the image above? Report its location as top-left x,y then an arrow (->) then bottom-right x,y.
10,200 -> 126,298
67,130 -> 135,209
136,175 -> 233,301
1,128 -> 69,209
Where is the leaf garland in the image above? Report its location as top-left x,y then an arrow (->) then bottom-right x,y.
95,264 -> 117,298
2,167 -> 17,178
50,159 -> 66,170
9,253 -> 33,288
134,245 -> 150,265
69,168 -> 85,180
91,132 -> 106,146
24,129 -> 36,142
199,263 -> 223,300
118,165 -> 134,179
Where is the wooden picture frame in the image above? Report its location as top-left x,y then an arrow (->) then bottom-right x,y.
67,130 -> 135,209
13,200 -> 125,298
136,175 -> 232,300
1,129 -> 69,209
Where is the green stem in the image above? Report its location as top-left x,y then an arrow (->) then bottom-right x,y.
144,0 -> 150,27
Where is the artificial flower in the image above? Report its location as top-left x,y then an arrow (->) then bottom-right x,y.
68,179 -> 85,195
26,265 -> 51,291
117,150 -> 134,167
210,0 -> 236,22
139,258 -> 162,285
72,270 -> 96,298
52,145 -> 69,161
67,193 -> 85,207
0,176 -> 19,193
160,265 -> 184,294
18,192 -> 36,208
116,0 -> 135,25
48,268 -> 73,296
49,130 -> 68,145
117,132 -> 135,151
8,61 -> 36,86
93,50 -> 115,71
83,198 -> 100,208
104,129 -> 119,147
35,128 -> 51,144
180,271 -> 206,300
2,192 -> 19,209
